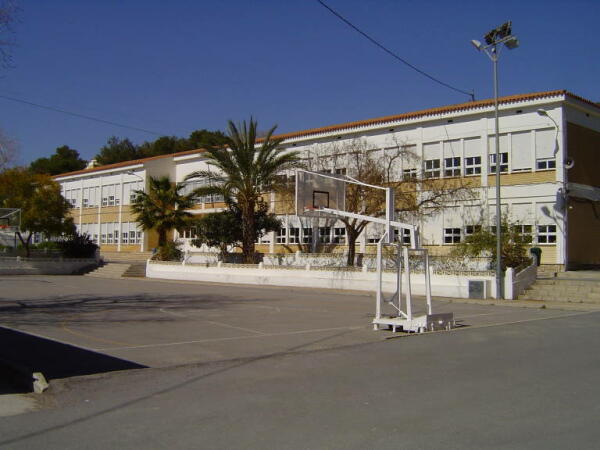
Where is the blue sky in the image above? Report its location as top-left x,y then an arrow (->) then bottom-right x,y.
1,0 -> 598,164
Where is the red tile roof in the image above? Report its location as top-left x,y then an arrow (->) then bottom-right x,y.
54,148 -> 206,179
55,90 -> 596,179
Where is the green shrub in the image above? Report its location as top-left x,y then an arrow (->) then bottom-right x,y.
58,232 -> 98,258
153,241 -> 182,261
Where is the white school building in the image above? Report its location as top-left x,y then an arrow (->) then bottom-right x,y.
55,90 -> 600,270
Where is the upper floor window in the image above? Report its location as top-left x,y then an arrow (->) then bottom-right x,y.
465,156 -> 481,175
424,159 -> 441,178
444,157 -> 461,177
402,168 -> 418,181
489,153 -> 509,174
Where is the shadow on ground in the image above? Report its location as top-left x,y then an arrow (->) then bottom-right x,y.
0,326 -> 146,394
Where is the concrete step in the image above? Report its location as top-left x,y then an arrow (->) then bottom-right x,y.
100,251 -> 152,263
525,286 -> 600,296
519,294 -> 600,304
85,263 -> 130,279
520,291 -> 600,303
555,270 -> 600,280
122,263 -> 146,278
535,279 -> 600,287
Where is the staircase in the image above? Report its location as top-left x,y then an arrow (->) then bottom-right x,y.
122,263 -> 146,278
100,251 -> 153,264
519,271 -> 600,306
85,263 -> 131,279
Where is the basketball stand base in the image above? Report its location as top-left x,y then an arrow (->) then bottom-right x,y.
373,313 -> 455,333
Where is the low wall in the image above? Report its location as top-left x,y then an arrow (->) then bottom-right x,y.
0,257 -> 99,275
504,263 -> 538,300
185,251 -> 492,272
147,261 -> 496,299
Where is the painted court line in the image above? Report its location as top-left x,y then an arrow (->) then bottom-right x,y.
96,325 -> 367,351
159,308 -> 267,335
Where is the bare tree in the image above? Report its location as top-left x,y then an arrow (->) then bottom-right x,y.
0,128 -> 17,170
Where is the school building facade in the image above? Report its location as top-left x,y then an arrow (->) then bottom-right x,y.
55,90 -> 600,269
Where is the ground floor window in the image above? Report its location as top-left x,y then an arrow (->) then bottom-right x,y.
288,227 -> 300,244
537,225 -> 556,244
333,227 -> 346,244
276,228 -> 287,244
444,227 -> 461,244
319,227 -> 331,244
302,228 -> 313,244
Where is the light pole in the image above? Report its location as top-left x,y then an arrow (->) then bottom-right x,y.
471,21 -> 519,300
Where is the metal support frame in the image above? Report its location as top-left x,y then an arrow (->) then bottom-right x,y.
296,169 -> 452,333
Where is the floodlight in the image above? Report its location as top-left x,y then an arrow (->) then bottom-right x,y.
536,109 -> 548,116
504,36 -> 519,50
471,39 -> 482,51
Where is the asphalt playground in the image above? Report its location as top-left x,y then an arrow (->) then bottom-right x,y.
0,274 -> 590,376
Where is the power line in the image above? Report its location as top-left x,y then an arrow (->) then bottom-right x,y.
316,0 -> 475,101
0,93 -> 166,136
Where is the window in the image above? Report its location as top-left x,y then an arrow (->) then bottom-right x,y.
276,228 -> 287,244
333,227 -> 346,244
537,225 -> 556,244
536,158 -> 556,170
181,227 -> 197,239
512,225 -> 533,244
444,157 -> 461,177
393,228 -> 412,245
424,159 -> 441,178
334,168 -> 347,175
444,228 -> 461,244
489,153 -> 509,173
319,227 -> 331,244
402,168 -> 417,181
82,198 -> 89,208
465,156 -> 481,175
302,228 -> 313,244
288,227 -> 300,244
464,225 -> 481,236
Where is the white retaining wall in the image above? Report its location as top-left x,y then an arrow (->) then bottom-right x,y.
147,261 -> 496,299
504,263 -> 538,300
0,257 -> 99,275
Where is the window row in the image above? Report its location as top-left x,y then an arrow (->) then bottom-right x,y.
407,154 -> 556,180
63,182 -> 144,208
443,224 -> 557,244
77,222 -> 142,245
180,180 -> 225,204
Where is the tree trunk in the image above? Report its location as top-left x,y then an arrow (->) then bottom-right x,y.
241,200 -> 256,263
346,226 -> 358,266
16,232 -> 32,258
158,228 -> 167,248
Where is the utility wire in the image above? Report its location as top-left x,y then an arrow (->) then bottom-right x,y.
0,93 -> 166,136
316,0 -> 475,101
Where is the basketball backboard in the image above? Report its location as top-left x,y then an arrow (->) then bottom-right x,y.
0,208 -> 21,232
295,170 -> 346,217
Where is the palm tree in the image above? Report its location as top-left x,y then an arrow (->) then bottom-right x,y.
131,176 -> 195,248
185,118 -> 300,263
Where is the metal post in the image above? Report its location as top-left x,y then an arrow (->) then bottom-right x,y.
374,236 -> 383,328
396,241 -> 402,314
403,246 -> 412,321
424,249 -> 432,315
492,46 -> 503,299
